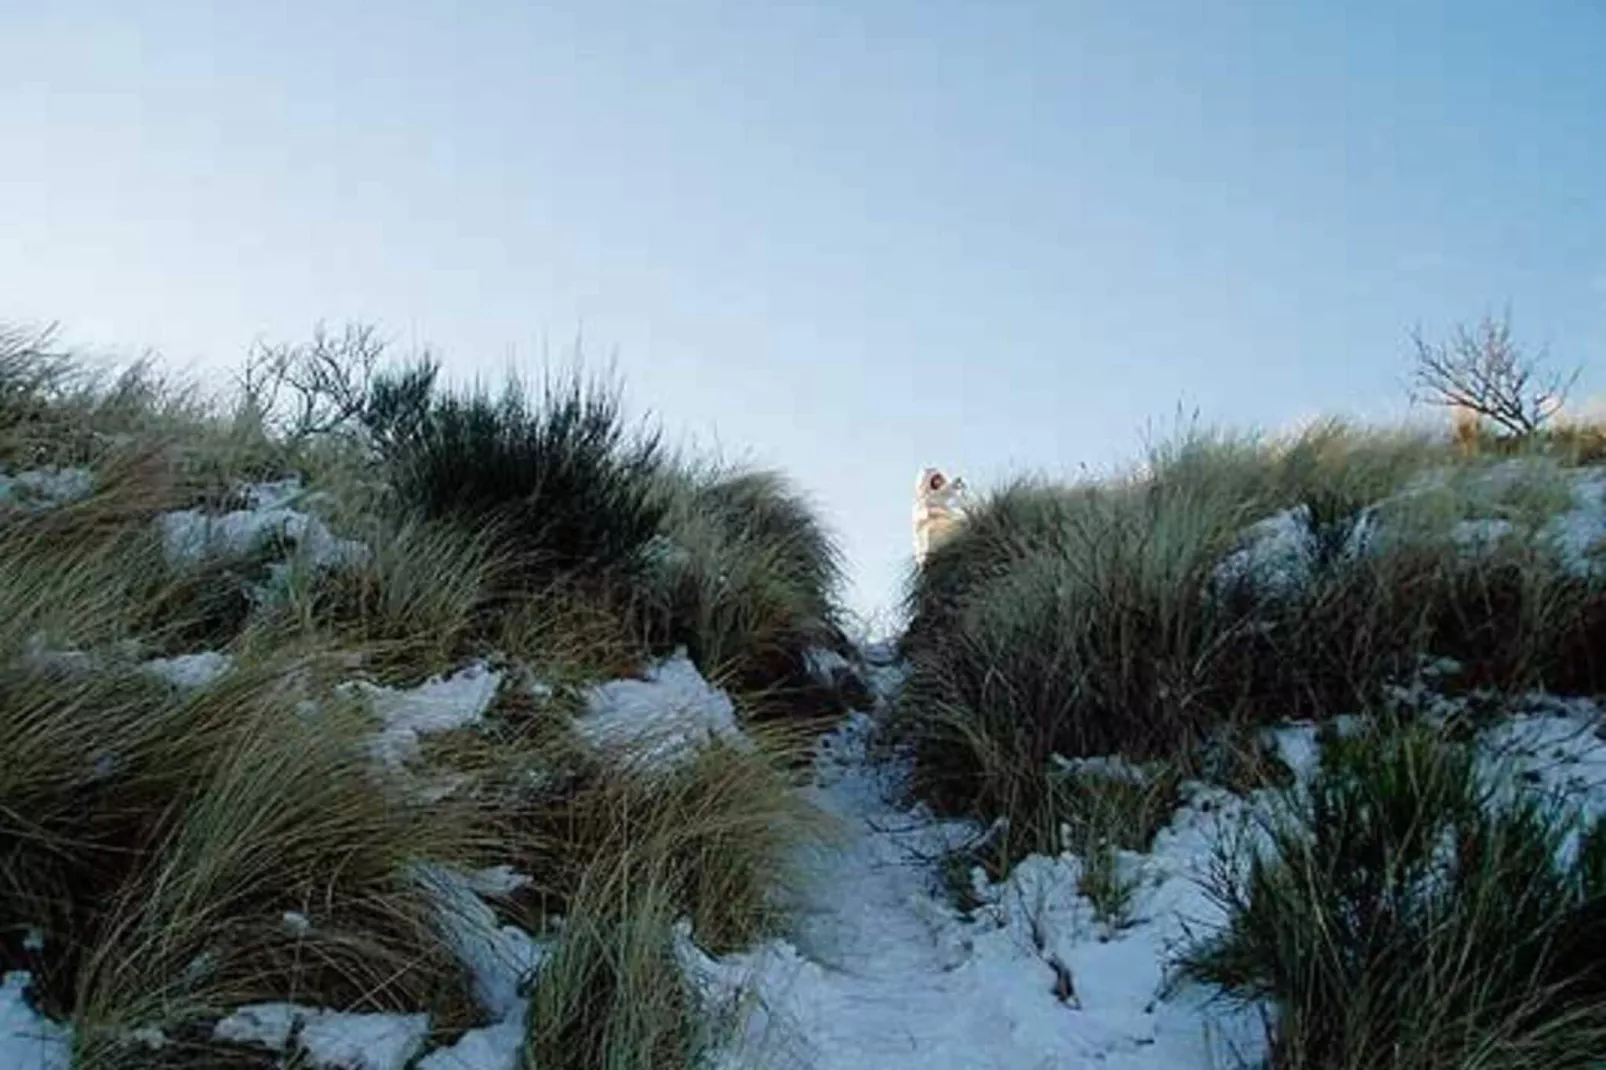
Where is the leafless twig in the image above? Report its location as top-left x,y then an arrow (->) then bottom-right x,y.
1409,313 -> 1578,437
239,323 -> 385,443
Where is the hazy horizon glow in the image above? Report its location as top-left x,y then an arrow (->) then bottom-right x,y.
5,1 -> 1604,620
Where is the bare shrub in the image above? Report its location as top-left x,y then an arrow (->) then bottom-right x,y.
1410,313 -> 1579,438
239,323 -> 386,445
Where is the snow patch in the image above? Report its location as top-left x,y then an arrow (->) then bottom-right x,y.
298,1011 -> 430,1070
804,646 -> 852,684
416,1019 -> 527,1070
688,712 -> 1268,1070
464,865 -> 533,898
214,1002 -> 300,1050
127,1025 -> 168,1050
0,467 -> 93,512
142,651 -> 234,690
244,478 -> 329,512
1266,723 -> 1322,782
407,862 -> 544,1070
343,663 -> 503,767
414,864 -> 544,1023
1215,464 -> 1606,598
1479,698 -> 1606,819
1213,506 -> 1318,597
157,479 -> 367,569
1050,753 -> 1154,786
1545,470 -> 1606,577
214,1003 -> 429,1070
0,973 -> 70,1070
575,653 -> 748,771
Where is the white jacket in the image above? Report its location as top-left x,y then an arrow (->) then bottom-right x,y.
913,467 -> 967,565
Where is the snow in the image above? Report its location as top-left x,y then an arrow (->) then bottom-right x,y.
214,1003 -> 429,1070
127,1025 -> 168,1050
157,478 -> 367,569
1451,517 -> 1515,551
142,650 -> 234,689
1478,696 -> 1606,819
1266,723 -> 1322,782
1050,753 -> 1154,786
0,973 -> 70,1070
1213,506 -> 1317,597
1545,470 -> 1606,577
343,663 -> 503,767
1213,463 -> 1606,601
860,639 -> 901,666
684,705 -> 1268,1070
0,467 -> 93,511
409,864 -> 545,1070
298,1011 -> 431,1070
414,864 -> 543,1022
464,865 -> 533,898
804,646 -> 853,684
575,652 -> 749,771
416,1019 -> 527,1070
244,478 -> 332,512
214,1002 -> 299,1050
686,666 -> 1606,1070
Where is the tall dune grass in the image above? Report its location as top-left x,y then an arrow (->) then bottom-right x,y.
0,328 -> 846,1068
375,364 -> 666,590
1185,719 -> 1606,1069
896,421 -> 1606,865
641,465 -> 850,719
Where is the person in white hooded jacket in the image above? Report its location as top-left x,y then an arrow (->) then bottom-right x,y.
912,467 -> 968,566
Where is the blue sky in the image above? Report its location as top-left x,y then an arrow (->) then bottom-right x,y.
4,1 -> 1604,620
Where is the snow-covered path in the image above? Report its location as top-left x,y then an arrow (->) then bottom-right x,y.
687,666 -> 1266,1070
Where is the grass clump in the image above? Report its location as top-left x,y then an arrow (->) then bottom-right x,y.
1185,719 -> 1606,1069
0,658 -> 482,1065
895,471 -> 1255,863
512,730 -> 825,954
0,326 -> 846,1069
525,876 -> 703,1070
1050,758 -> 1181,930
937,751 -> 1181,920
641,465 -> 851,719
284,518 -> 503,684
896,420 -> 1606,886
376,362 -> 666,590
517,733 -> 826,1069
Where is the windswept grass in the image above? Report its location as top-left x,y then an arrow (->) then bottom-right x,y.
517,729 -> 828,1069
377,364 -> 666,590
1185,720 -> 1606,1069
510,727 -> 828,953
284,518 -> 504,684
0,326 -> 846,1068
897,420 -> 1606,875
0,658 -> 484,1068
641,464 -> 850,719
525,875 -> 702,1070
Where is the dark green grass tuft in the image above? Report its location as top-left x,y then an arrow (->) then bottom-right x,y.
640,465 -> 851,719
1185,720 -> 1606,1069
378,364 -> 666,589
895,424 -> 1606,893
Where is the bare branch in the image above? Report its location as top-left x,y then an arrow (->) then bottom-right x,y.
236,323 -> 387,444
1409,313 -> 1577,438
